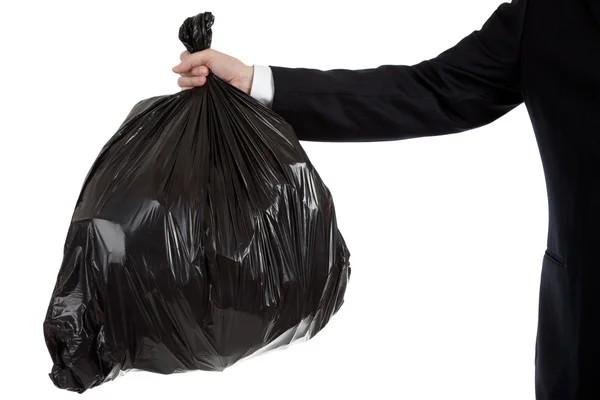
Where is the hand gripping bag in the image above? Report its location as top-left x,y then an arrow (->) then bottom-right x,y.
43,12 -> 351,393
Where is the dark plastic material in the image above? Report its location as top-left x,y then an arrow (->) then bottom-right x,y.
43,12 -> 350,393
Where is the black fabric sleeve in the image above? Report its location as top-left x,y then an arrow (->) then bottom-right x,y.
269,0 -> 529,142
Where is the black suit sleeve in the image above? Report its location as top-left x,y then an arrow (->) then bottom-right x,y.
269,0 -> 529,142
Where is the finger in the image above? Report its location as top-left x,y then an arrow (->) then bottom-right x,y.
173,62 -> 192,73
179,50 -> 190,61
173,51 -> 191,72
191,66 -> 209,76
177,75 -> 206,88
179,66 -> 209,78
172,49 -> 213,73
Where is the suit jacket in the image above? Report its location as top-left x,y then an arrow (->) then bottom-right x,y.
269,1 -> 600,399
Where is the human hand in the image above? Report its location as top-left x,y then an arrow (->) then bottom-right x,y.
172,49 -> 254,94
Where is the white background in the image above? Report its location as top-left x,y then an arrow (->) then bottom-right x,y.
0,1 -> 546,399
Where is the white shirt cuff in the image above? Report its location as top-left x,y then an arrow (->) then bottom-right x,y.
250,65 -> 274,108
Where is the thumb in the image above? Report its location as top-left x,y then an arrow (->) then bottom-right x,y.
172,50 -> 211,73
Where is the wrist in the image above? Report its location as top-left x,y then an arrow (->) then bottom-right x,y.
242,65 -> 254,95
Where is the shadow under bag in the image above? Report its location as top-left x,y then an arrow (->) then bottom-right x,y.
43,12 -> 350,393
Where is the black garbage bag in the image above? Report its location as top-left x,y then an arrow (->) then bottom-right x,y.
43,12 -> 350,393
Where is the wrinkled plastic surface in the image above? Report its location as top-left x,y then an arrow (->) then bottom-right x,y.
43,12 -> 350,393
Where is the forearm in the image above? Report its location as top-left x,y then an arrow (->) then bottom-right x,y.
268,62 -> 520,142
250,0 -> 527,142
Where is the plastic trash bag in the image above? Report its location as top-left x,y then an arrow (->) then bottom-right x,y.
43,12 -> 351,393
